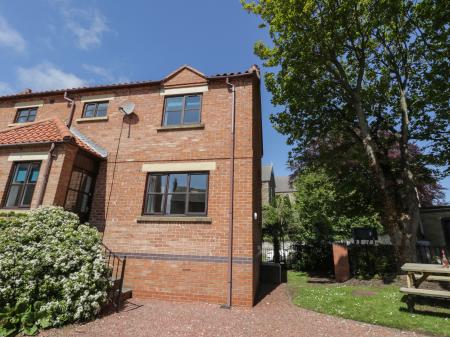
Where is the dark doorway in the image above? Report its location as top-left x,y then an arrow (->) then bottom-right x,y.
65,168 -> 96,223
442,218 -> 450,246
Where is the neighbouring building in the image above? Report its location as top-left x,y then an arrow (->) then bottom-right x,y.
0,65 -> 263,307
420,206 -> 450,247
261,164 -> 275,205
275,175 -> 296,201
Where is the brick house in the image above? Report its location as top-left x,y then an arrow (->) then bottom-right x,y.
0,65 -> 263,307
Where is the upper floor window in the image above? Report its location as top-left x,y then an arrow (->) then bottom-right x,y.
15,107 -> 37,123
163,95 -> 201,126
82,101 -> 108,118
4,161 -> 41,208
144,172 -> 208,216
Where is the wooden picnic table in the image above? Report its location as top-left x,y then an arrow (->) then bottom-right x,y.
400,263 -> 450,311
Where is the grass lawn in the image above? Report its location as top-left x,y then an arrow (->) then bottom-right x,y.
288,271 -> 450,336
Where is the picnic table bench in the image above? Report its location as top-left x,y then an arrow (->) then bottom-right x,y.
400,263 -> 450,311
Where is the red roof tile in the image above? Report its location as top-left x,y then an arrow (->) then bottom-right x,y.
0,118 -> 105,158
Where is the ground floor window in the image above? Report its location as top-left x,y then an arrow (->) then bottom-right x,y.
64,168 -> 95,222
4,161 -> 41,208
144,172 -> 208,216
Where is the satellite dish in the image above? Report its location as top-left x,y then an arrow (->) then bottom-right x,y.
120,102 -> 135,115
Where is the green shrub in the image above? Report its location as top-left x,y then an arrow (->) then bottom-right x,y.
291,243 -> 333,274
348,244 -> 398,279
0,207 -> 111,336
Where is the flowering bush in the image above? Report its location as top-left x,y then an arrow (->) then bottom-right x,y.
0,207 -> 111,336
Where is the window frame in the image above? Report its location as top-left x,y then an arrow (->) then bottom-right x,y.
3,161 -> 41,209
143,172 -> 209,216
162,94 -> 202,127
14,107 -> 38,123
82,101 -> 109,118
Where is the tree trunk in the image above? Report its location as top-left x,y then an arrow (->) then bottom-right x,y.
397,88 -> 420,264
352,92 -> 416,266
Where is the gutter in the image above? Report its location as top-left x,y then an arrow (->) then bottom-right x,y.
36,142 -> 56,207
0,141 -> 65,148
222,77 -> 236,308
64,92 -> 76,128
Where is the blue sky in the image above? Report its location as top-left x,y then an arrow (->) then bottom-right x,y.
0,0 -> 448,201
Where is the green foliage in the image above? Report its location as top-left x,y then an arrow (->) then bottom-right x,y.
243,0 -> 449,262
0,301 -> 51,337
291,244 -> 333,273
263,195 -> 293,262
262,194 -> 293,238
291,168 -> 382,243
0,207 -> 111,336
348,245 -> 397,279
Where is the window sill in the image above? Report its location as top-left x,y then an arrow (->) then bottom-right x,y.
8,122 -> 33,127
0,209 -> 30,214
136,215 -> 212,224
156,123 -> 204,132
76,116 -> 109,123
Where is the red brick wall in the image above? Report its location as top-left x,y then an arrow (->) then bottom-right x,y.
0,96 -> 71,127
0,68 -> 262,306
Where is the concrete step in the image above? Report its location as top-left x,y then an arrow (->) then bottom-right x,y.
121,287 -> 133,301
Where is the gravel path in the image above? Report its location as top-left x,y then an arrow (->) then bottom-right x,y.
40,284 -> 425,337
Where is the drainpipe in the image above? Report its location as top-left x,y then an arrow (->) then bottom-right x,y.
64,91 -> 76,128
36,143 -> 56,207
222,77 -> 236,308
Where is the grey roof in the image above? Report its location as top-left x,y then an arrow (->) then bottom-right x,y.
275,176 -> 295,193
70,126 -> 108,158
262,164 -> 273,182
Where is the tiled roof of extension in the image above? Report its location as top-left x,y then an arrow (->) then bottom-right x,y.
0,65 -> 260,100
0,118 -> 107,158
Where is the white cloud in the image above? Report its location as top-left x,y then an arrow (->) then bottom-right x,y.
17,63 -> 86,91
82,64 -> 129,83
64,9 -> 108,50
0,81 -> 14,95
0,16 -> 26,52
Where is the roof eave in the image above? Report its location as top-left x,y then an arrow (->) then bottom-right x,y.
0,72 -> 259,101
0,141 -> 66,148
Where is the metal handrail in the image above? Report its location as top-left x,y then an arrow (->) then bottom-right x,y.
101,243 -> 127,312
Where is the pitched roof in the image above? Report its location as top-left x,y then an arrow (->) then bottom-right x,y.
0,118 -> 107,158
275,176 -> 296,193
163,65 -> 207,82
261,164 -> 274,182
0,65 -> 260,100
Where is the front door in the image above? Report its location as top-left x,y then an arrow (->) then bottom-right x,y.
64,168 -> 96,223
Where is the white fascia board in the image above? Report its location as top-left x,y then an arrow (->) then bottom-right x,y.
160,85 -> 208,96
142,161 -> 216,172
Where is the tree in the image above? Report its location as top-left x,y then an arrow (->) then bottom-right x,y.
243,0 -> 449,264
291,167 -> 382,243
262,195 -> 293,263
290,134 -> 446,207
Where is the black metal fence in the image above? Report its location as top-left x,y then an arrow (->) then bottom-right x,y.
263,241 -> 450,277
262,243 -> 333,273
